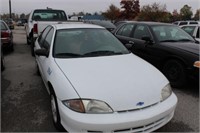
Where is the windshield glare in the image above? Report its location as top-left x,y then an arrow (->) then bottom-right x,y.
54,28 -> 129,58
151,25 -> 195,42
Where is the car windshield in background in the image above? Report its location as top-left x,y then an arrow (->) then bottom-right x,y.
0,22 -> 7,30
32,10 -> 67,21
181,26 -> 196,36
54,28 -> 129,58
151,25 -> 195,42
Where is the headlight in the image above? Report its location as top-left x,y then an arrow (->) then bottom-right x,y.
161,84 -> 172,102
63,99 -> 113,113
193,61 -> 200,68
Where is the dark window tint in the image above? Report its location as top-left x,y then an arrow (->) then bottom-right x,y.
196,27 -> 199,38
173,22 -> 178,25
43,28 -> 54,49
32,10 -> 67,21
38,26 -> 51,46
116,24 -> 134,37
133,25 -> 151,39
179,22 -> 188,25
189,22 -> 198,24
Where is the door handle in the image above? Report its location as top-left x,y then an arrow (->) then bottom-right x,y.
129,41 -> 134,44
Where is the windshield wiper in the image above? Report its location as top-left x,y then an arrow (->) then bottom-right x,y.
83,50 -> 124,57
160,40 -> 178,42
55,53 -> 82,58
177,39 -> 194,42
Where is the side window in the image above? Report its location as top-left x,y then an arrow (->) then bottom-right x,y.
182,26 -> 195,36
179,22 -> 187,26
189,22 -> 198,25
38,26 -> 51,46
43,28 -> 54,49
116,24 -> 134,37
133,25 -> 151,40
196,27 -> 199,38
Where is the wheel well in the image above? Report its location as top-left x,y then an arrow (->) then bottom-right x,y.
47,82 -> 55,95
161,57 -> 187,69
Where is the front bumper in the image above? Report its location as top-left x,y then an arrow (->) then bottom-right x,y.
57,93 -> 177,132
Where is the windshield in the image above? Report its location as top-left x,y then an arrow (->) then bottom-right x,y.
32,10 -> 67,21
53,28 -> 129,58
151,25 -> 195,42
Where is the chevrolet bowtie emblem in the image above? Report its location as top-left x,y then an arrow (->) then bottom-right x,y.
136,102 -> 144,106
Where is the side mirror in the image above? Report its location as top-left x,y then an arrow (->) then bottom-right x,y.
9,26 -> 14,30
34,48 -> 49,57
141,36 -> 153,44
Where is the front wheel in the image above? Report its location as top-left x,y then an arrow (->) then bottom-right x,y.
50,91 -> 63,131
162,60 -> 186,87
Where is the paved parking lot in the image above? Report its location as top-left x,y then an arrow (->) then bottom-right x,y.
1,26 -> 199,132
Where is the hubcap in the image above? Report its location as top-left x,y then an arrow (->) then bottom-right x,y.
51,95 -> 57,123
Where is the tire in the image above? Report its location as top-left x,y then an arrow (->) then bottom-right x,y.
35,62 -> 40,76
162,60 -> 186,87
27,36 -> 31,45
1,56 -> 5,71
50,90 -> 63,131
30,38 -> 35,57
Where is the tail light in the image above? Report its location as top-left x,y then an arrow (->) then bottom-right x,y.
33,23 -> 38,34
1,31 -> 10,38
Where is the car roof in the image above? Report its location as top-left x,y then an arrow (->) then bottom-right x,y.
180,24 -> 200,27
124,21 -> 174,26
53,23 -> 105,30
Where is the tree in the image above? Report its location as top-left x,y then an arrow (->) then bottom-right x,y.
120,0 -> 140,20
180,5 -> 193,20
137,3 -> 171,22
193,9 -> 200,20
102,4 -> 121,21
171,9 -> 181,22
20,13 -> 25,19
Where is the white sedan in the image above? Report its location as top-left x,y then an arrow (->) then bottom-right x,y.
34,23 -> 177,132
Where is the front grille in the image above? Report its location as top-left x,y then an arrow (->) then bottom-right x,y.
114,115 -> 169,133
117,102 -> 159,113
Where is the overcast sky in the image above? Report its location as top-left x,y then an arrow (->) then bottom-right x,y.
0,0 -> 199,15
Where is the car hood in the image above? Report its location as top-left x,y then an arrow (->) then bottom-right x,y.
160,42 -> 200,55
55,54 -> 169,111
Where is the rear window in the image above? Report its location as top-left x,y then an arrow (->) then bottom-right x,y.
32,10 -> 67,21
0,22 -> 8,30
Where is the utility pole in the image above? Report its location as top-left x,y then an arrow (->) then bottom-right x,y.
9,0 -> 12,19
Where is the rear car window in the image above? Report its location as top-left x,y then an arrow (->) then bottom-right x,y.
32,10 -> 67,21
0,22 -> 8,30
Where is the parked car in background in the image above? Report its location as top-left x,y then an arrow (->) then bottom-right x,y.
17,19 -> 27,26
34,23 -> 177,132
172,20 -> 200,26
181,24 -> 200,42
84,20 -> 116,32
4,18 -> 15,29
113,21 -> 199,87
25,8 -> 68,56
114,20 -> 134,27
0,20 -> 13,51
